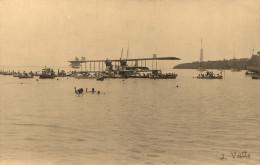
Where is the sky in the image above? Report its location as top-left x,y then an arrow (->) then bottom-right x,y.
1,0 -> 260,68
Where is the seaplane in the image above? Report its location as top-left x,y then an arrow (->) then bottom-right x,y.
68,49 -> 181,79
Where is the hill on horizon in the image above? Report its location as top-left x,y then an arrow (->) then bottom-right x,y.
173,58 -> 249,70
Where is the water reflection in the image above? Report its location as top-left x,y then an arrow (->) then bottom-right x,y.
0,69 -> 260,165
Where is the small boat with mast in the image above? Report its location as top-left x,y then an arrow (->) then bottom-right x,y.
39,67 -> 56,79
195,38 -> 223,79
18,71 -> 34,79
196,70 -> 223,79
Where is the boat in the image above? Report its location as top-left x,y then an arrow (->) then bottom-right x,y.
18,71 -> 34,78
18,74 -> 34,79
245,71 -> 255,75
150,74 -> 178,79
39,67 -> 56,79
150,73 -> 178,79
13,72 -> 22,77
149,70 -> 178,79
57,69 -> 67,77
66,71 -> 78,77
74,72 -> 94,79
196,71 -> 223,79
96,75 -> 105,81
2,71 -> 13,75
18,75 -> 34,78
252,74 -> 260,79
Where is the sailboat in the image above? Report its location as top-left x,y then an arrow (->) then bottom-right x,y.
198,38 -> 206,71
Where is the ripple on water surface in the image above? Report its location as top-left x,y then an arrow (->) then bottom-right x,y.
0,70 -> 260,165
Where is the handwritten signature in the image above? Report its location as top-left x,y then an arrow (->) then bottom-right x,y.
220,151 -> 250,160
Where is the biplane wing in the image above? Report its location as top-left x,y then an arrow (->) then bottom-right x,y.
68,57 -> 181,63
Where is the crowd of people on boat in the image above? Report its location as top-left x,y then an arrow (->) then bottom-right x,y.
4,68 -> 260,80
150,72 -> 178,79
197,71 -> 222,78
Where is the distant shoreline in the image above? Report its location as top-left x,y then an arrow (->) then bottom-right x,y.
173,58 -> 249,70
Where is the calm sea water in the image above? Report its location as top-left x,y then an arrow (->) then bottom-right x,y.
0,69 -> 260,165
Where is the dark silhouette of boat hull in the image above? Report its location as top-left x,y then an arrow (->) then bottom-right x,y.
150,75 -> 178,79
252,75 -> 260,79
18,75 -> 34,79
196,76 -> 223,79
39,75 -> 56,79
96,76 -> 105,81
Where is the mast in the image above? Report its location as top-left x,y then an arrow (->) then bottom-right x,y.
120,48 -> 123,59
233,49 -> 237,68
127,41 -> 130,66
200,38 -> 204,68
127,41 -> 129,59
